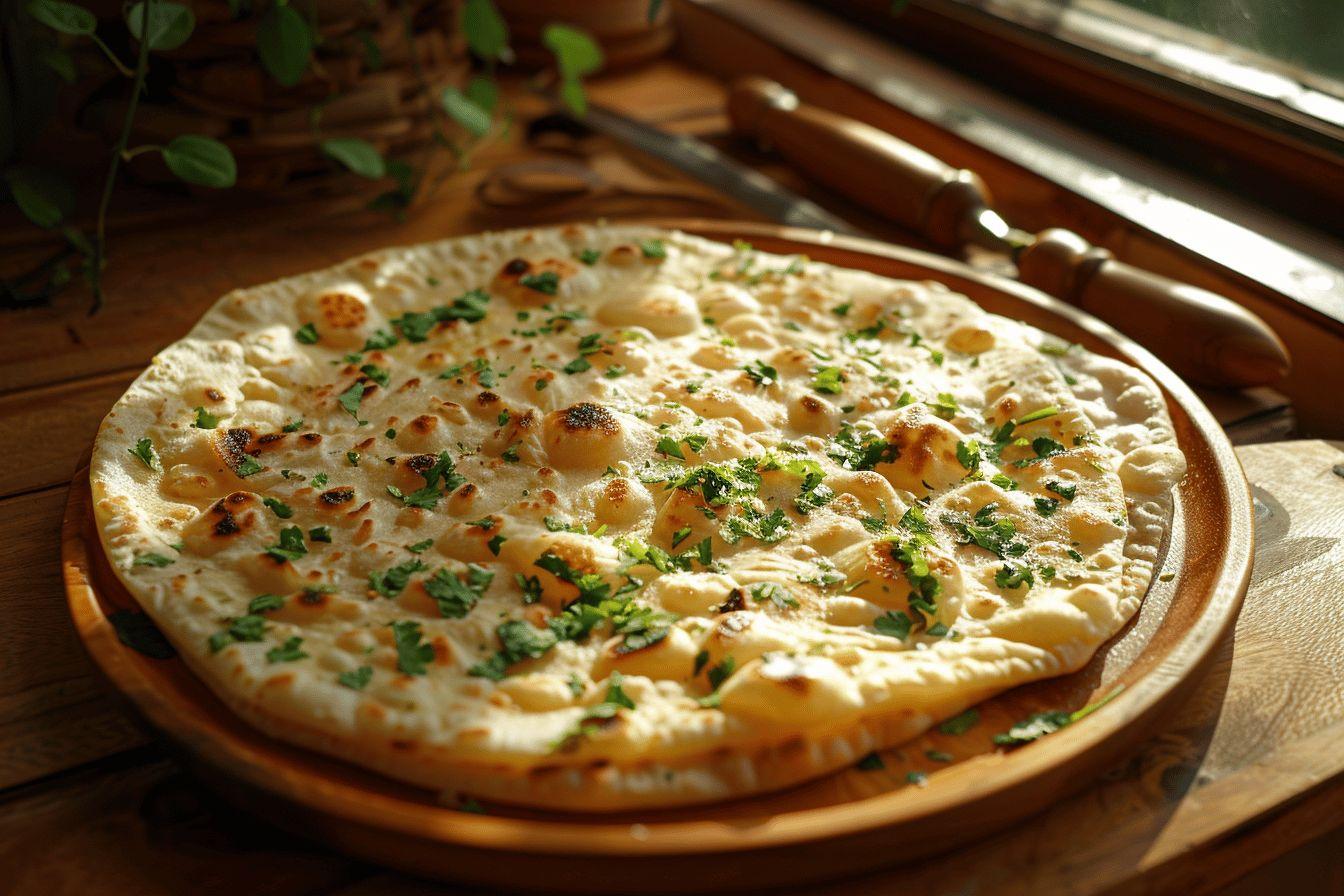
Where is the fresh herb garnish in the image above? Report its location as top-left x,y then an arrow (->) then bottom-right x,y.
261,496 -> 293,519
264,526 -> 307,562
128,437 -> 161,472
295,322 -> 320,344
338,665 -> 373,690
248,593 -> 284,613
993,688 -> 1123,746
337,381 -> 368,424
266,636 -> 308,663
874,610 -> 912,640
937,708 -> 980,735
742,359 -> 778,387
390,620 -> 435,675
368,558 -> 428,598
520,270 -> 560,294
192,407 -> 219,429
424,564 -> 493,618
208,614 -> 266,653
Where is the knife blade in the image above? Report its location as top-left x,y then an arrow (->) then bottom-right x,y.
575,103 -> 865,237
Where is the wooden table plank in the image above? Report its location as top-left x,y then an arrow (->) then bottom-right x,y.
0,370 -> 139,499
0,488 -> 148,790
0,759 -> 362,896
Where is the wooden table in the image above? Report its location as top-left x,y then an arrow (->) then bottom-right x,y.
2,56 -> 1343,896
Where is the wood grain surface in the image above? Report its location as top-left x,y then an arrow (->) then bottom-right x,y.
0,35 -> 1342,895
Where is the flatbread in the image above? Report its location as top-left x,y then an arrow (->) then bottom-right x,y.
90,224 -> 1185,810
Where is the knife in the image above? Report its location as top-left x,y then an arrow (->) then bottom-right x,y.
564,104 -> 863,237
563,95 -> 1289,388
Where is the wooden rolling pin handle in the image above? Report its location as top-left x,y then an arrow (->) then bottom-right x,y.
727,76 -> 991,249
727,76 -> 1291,389
1018,230 -> 1291,388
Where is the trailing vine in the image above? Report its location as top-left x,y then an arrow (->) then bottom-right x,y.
1,0 -> 603,310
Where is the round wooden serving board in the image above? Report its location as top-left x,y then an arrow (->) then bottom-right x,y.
62,221 -> 1253,893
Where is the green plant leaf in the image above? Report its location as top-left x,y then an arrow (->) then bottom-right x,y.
38,46 -> 77,83
161,135 -> 237,188
321,138 -> 386,178
5,168 -> 72,229
544,24 -> 603,77
26,0 -> 95,35
440,87 -> 491,137
461,0 -> 509,61
647,0 -> 663,23
356,29 -> 383,71
465,75 -> 498,113
126,0 -> 195,50
257,3 -> 313,87
543,25 -> 603,117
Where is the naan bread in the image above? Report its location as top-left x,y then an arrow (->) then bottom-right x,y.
90,224 -> 1185,810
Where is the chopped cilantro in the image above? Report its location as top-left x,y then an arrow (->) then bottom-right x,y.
390,620 -> 435,675
133,552 -> 174,568
1045,479 -> 1077,500
360,363 -> 389,386
706,655 -> 736,690
750,582 -> 798,610
264,527 -> 307,563
248,593 -> 284,613
994,688 -> 1123,746
128,437 -> 161,472
407,538 -> 434,553
469,619 -> 559,680
337,381 -> 368,424
926,392 -> 959,420
266,636 -> 308,663
520,270 -> 559,295
742,359 -> 778,387
192,407 -> 219,429
856,752 -> 885,770
261,496 -> 293,519
874,610 -> 912,640
234,455 -> 263,477
1034,496 -> 1060,517
938,708 -> 980,735
362,328 -> 398,351
295,322 -> 320,344
391,289 -> 491,341
721,506 -> 791,544
339,665 -> 373,690
639,238 -> 667,259
424,564 -> 493,618
282,418 -> 304,432
308,525 -> 332,543
368,558 -> 428,598
811,366 -> 845,394
828,423 -> 899,471
208,614 -> 266,653
576,248 -> 601,265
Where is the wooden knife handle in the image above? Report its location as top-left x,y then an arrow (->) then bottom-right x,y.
726,76 -> 992,249
727,76 -> 1290,388
1018,230 -> 1290,387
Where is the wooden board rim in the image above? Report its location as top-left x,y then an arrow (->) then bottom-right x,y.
61,220 -> 1253,878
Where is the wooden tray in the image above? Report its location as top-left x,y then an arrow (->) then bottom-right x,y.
61,221 -> 1253,893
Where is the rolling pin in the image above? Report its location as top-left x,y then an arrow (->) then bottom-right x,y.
727,77 -> 1291,389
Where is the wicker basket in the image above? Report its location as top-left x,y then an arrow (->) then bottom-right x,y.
80,0 -> 469,195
